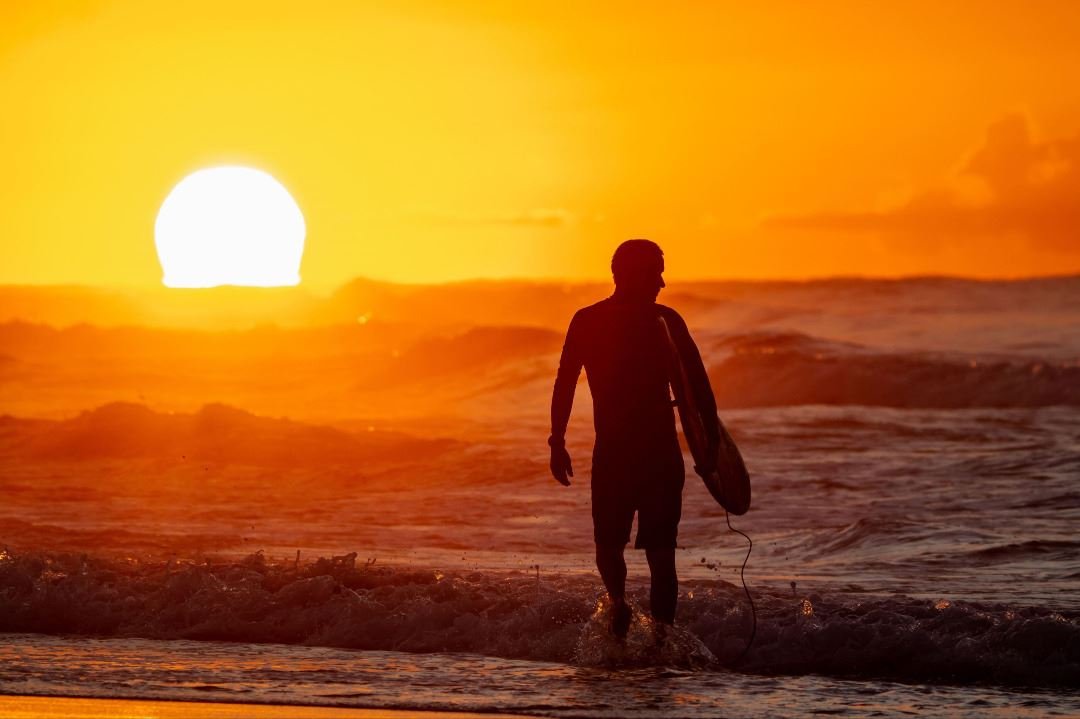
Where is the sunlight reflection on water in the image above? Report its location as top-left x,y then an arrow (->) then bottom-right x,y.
1,634 -> 1077,719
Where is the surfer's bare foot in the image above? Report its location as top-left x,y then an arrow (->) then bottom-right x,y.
611,598 -> 631,639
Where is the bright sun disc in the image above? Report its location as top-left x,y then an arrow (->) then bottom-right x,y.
155,166 -> 306,288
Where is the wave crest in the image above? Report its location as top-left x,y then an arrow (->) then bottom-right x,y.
0,550 -> 1077,688
711,332 -> 1080,408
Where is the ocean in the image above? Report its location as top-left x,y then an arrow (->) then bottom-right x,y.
0,276 -> 1077,717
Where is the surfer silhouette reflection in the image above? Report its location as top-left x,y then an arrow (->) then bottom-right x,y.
549,239 -> 720,638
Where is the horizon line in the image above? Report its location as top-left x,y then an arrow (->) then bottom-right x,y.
1,270 -> 1079,294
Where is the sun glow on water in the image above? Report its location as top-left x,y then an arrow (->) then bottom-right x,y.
155,167 -> 306,288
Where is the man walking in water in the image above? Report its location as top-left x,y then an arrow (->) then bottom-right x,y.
549,239 -> 719,638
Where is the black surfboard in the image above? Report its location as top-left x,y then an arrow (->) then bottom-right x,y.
658,315 -> 751,515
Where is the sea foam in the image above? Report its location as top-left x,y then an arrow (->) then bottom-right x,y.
1,549 -> 1076,688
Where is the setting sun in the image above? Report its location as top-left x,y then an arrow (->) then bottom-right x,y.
154,166 -> 306,288
2,3 -> 1079,717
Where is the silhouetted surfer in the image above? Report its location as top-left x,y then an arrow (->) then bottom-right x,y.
549,239 -> 719,638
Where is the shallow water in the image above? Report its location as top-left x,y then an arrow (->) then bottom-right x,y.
2,634 -> 1078,718
3,405 -> 1076,611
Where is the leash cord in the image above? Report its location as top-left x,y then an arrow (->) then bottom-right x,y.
725,509 -> 756,666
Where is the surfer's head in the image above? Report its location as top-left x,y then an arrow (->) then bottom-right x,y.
612,239 -> 665,302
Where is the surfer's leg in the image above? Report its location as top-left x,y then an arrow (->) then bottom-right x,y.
595,542 -> 627,602
591,471 -> 633,605
645,547 -> 678,625
591,467 -> 634,637
596,542 -> 631,638
635,469 -> 683,625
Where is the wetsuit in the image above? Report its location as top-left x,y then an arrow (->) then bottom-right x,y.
550,296 -> 718,550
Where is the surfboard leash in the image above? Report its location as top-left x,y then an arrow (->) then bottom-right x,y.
725,509 -> 756,667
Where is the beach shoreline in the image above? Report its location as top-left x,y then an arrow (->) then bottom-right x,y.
0,694 -> 542,719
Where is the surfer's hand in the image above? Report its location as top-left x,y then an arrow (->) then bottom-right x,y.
550,446 -> 573,486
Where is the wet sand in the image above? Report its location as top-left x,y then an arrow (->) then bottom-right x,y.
0,695 -> 538,719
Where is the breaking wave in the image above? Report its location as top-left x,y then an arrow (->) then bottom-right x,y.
0,550 -> 1076,689
2,402 -> 456,466
710,332 -> 1080,408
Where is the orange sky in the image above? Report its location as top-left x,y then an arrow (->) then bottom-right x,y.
2,1 -> 1080,288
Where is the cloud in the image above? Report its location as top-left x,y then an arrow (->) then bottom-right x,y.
767,114 -> 1080,251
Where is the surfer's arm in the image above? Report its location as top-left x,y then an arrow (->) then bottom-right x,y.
550,311 -> 584,445
671,312 -> 720,445
549,313 -> 583,486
